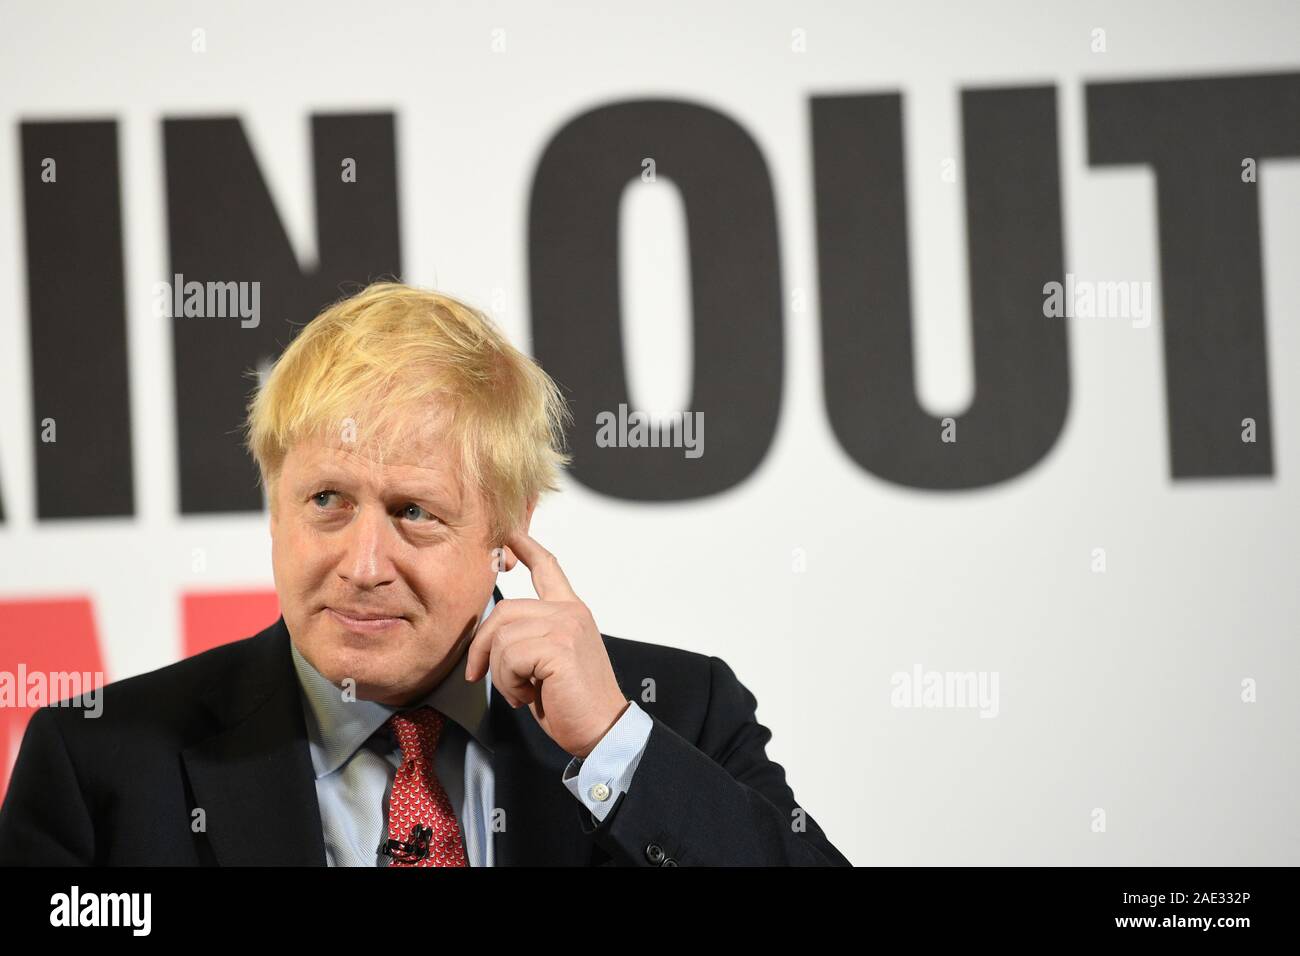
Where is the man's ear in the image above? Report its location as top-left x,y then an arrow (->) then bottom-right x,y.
495,495 -> 540,572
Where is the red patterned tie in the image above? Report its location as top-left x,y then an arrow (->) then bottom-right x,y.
380,706 -> 468,867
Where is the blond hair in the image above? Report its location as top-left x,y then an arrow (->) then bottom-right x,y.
243,281 -> 572,545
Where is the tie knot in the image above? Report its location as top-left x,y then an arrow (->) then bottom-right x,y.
384,706 -> 445,767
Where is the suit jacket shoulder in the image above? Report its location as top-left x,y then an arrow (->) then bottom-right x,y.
0,620 -> 316,866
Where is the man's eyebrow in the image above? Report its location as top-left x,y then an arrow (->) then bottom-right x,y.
389,481 -> 455,502
294,471 -> 352,492
297,471 -> 458,505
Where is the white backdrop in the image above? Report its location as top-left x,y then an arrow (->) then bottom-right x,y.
2,0 -> 1299,864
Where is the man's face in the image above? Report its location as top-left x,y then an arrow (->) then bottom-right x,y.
269,421 -> 498,706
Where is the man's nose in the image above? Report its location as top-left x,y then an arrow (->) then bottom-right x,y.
337,505 -> 398,588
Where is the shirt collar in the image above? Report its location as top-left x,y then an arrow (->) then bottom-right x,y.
291,591 -> 497,779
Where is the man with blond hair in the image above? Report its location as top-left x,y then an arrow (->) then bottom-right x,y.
0,282 -> 848,867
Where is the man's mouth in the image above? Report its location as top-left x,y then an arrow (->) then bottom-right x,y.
326,606 -> 406,633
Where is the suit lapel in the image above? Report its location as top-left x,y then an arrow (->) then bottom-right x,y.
182,618 -> 327,866
490,689 -> 601,866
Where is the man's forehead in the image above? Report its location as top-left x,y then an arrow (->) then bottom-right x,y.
291,432 -> 464,489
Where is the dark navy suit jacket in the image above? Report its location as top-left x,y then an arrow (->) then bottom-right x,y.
0,587 -> 850,866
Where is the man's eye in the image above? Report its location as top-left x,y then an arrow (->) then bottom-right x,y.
399,503 -> 437,523
309,493 -> 436,524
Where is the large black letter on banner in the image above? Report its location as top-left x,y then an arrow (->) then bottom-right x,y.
21,121 -> 135,520
164,114 -> 402,513
1088,73 -> 1300,478
529,100 -> 783,500
812,87 -> 1070,489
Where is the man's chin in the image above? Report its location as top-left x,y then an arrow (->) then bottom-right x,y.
311,643 -> 465,706
321,659 -> 422,705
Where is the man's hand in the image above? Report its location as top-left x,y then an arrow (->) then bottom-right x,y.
465,530 -> 630,759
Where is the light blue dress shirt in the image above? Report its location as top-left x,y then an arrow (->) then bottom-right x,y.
290,590 -> 653,866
